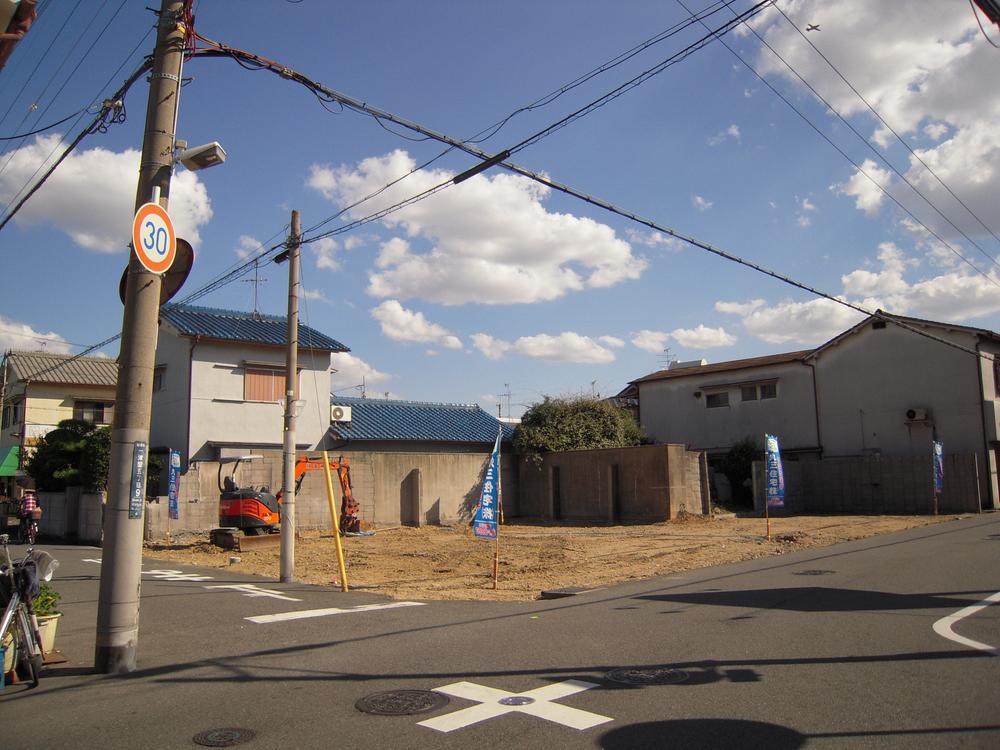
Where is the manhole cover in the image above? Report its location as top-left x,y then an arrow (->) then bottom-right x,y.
355,689 -> 450,716
499,696 -> 535,706
192,728 -> 256,747
605,666 -> 689,685
793,570 -> 836,576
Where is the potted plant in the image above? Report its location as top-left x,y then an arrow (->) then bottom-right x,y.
33,582 -> 61,655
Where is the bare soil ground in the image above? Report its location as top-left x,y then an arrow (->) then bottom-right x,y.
144,513 -> 964,602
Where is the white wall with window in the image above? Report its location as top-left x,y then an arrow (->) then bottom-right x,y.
637,359 -> 818,454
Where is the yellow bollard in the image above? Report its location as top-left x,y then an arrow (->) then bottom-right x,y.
322,450 -> 350,592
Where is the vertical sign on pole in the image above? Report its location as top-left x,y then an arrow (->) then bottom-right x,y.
167,450 -> 180,521
128,442 -> 147,520
764,434 -> 785,541
932,440 -> 944,516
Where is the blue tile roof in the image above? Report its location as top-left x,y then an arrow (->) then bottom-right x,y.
329,396 -> 515,444
160,304 -> 349,352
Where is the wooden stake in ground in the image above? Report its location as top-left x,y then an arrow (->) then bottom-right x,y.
321,450 -> 349,592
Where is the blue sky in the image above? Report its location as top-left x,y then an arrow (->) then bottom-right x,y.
1,1 -> 998,416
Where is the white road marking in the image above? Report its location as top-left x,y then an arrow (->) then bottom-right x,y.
245,601 -> 425,624
932,591 -> 1000,656
203,584 -> 302,601
417,679 -> 612,733
143,568 -> 214,582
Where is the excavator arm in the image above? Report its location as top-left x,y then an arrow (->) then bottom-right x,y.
277,455 -> 362,533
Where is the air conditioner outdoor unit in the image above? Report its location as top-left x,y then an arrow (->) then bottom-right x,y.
330,405 -> 352,423
905,407 -> 928,421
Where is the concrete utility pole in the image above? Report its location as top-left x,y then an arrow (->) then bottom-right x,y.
279,210 -> 301,582
95,0 -> 185,673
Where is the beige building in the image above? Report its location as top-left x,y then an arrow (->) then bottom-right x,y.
149,304 -> 349,466
0,350 -> 118,493
631,312 -> 1000,510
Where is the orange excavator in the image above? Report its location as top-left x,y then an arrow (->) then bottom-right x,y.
218,454 -> 362,535
278,455 -> 363,534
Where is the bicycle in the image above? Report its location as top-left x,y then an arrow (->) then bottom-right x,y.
1,534 -> 56,689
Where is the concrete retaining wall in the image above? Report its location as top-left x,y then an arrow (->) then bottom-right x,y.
518,444 -> 707,522
753,453 -> 982,514
142,448 -> 518,540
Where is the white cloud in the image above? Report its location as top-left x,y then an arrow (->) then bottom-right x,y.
718,240 -> 1000,344
235,235 -> 263,259
830,159 -> 892,216
625,228 -> 683,251
598,335 -> 625,348
308,150 -> 646,305
371,300 -> 462,349
329,352 -> 391,391
754,2 -> 1000,242
799,197 -> 817,212
715,299 -> 766,316
302,288 -> 327,302
0,316 -> 73,353
0,135 -> 212,252
669,325 -> 737,348
708,124 -> 741,146
692,194 -> 713,212
471,331 -> 618,363
630,326 -> 734,352
797,216 -> 812,228
630,329 -> 670,354
311,237 -> 339,270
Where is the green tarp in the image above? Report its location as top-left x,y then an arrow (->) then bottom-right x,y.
0,446 -> 20,476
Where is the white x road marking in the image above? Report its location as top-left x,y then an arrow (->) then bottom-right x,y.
417,679 -> 612,733
203,584 -> 302,602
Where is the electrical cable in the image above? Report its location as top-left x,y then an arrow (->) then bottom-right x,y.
196,34 -> 994,362
0,107 -> 90,140
723,1 -> 1000,275
970,0 -> 1000,48
775,2 -> 1000,246
676,0 -> 1000,290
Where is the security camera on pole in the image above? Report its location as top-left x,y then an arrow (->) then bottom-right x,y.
95,0 -> 187,674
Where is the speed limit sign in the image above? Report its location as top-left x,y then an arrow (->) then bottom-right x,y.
132,202 -> 176,274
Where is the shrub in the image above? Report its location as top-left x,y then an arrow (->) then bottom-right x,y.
514,396 -> 643,463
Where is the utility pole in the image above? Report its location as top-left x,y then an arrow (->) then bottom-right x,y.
95,0 -> 185,674
279,210 -> 300,582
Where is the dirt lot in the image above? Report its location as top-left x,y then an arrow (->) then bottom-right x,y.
144,513 -> 965,602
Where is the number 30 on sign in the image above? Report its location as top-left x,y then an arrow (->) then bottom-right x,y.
131,202 -> 176,274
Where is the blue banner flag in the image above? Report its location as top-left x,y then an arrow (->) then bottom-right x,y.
932,441 -> 944,494
765,433 -> 785,509
168,450 -> 181,520
473,434 -> 502,539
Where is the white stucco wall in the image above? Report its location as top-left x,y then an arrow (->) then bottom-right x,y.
150,331 -> 333,465
637,360 -> 818,452
149,328 -> 191,461
812,321 -> 985,456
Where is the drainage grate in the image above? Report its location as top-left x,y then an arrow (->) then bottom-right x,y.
793,569 -> 836,576
355,689 -> 450,716
606,666 -> 690,685
192,728 -> 256,747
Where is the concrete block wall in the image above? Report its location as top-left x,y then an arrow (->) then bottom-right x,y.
77,494 -> 103,544
517,444 -> 707,522
754,453 -> 982,514
142,448 -> 517,539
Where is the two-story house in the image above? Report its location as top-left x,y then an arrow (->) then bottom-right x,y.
150,304 -> 349,466
631,312 -> 1000,510
0,350 -> 118,495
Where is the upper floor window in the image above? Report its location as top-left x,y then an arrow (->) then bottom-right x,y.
74,400 -> 114,425
741,385 -> 757,402
244,366 -> 299,403
2,401 -> 22,429
705,391 -> 729,408
994,358 -> 1000,397
152,366 -> 166,393
741,382 -> 777,401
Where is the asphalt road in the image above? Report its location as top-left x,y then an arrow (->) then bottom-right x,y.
2,514 -> 998,749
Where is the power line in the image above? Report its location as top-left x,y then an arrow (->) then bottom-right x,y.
774,2 -> 1000,246
725,1 -> 1000,273
200,35 -> 994,362
675,0 -> 1000,290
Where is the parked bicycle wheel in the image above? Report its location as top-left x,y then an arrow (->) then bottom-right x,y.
13,607 -> 40,688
